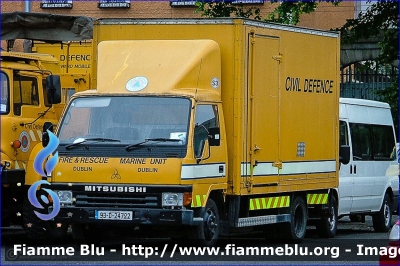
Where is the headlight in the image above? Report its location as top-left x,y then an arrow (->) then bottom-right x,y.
55,190 -> 73,204
162,192 -> 183,207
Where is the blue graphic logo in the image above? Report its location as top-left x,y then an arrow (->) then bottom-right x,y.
33,130 -> 59,177
28,130 -> 60,221
27,180 -> 60,221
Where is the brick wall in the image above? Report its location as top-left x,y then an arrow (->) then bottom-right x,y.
1,1 -> 354,30
1,1 -> 354,51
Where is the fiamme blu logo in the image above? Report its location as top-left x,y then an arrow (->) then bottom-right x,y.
28,130 -> 60,221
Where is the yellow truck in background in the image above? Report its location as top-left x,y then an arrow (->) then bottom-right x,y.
33,42 -> 92,75
1,12 -> 93,237
47,18 -> 349,246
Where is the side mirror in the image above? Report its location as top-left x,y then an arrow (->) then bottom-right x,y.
208,127 -> 220,147
46,75 -> 61,104
339,145 -> 350,165
42,122 -> 54,147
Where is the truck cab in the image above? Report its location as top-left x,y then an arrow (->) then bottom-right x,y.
0,51 -> 61,226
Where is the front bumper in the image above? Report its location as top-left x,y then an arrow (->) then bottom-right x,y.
53,206 -> 199,226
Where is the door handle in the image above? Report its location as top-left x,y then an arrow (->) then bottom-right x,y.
272,161 -> 282,170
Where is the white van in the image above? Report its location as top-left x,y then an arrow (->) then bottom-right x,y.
337,98 -> 398,232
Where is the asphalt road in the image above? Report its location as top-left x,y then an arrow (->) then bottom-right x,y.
1,215 -> 397,266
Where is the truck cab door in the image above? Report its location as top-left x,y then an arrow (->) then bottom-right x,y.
192,104 -> 226,179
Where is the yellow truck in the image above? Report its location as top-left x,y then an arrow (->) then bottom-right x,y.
46,18 -> 349,246
1,12 -> 92,237
33,42 -> 92,75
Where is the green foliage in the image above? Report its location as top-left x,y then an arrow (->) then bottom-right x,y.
376,72 -> 398,135
338,1 -> 398,134
338,1 -> 397,65
267,0 -> 340,25
194,1 -> 261,20
195,0 -> 340,25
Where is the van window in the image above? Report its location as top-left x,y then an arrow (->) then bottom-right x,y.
371,125 -> 395,161
350,123 -> 395,161
339,120 -> 349,146
350,123 -> 371,161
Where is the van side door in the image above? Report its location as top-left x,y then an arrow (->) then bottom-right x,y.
349,123 -> 376,212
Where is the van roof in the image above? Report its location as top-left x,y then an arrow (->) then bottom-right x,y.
339,97 -> 390,109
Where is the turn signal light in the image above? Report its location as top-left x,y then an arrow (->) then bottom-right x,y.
12,140 -> 21,149
183,192 -> 192,207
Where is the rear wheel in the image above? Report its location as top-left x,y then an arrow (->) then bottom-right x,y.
280,195 -> 307,243
372,193 -> 392,232
189,199 -> 219,247
316,195 -> 338,238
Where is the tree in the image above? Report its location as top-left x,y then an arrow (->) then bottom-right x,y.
338,1 -> 398,134
195,0 -> 340,25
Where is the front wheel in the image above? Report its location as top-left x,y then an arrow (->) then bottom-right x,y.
189,199 -> 219,247
372,193 -> 392,232
316,195 -> 338,238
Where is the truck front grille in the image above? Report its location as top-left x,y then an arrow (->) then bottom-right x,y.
74,192 -> 159,208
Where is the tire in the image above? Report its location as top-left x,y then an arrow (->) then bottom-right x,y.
72,224 -> 103,245
316,195 -> 338,238
189,199 -> 219,247
280,195 -> 307,243
372,193 -> 392,232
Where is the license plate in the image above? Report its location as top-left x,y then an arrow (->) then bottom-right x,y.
95,210 -> 133,220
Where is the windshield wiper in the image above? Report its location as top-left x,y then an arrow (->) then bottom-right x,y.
125,138 -> 182,151
65,138 -> 121,150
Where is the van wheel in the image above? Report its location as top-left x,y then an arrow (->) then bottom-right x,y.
316,195 -> 337,238
372,193 -> 392,232
280,195 -> 307,243
72,224 -> 102,245
190,199 -> 219,247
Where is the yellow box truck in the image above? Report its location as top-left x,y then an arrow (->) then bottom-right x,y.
33,42 -> 92,75
46,18 -> 348,246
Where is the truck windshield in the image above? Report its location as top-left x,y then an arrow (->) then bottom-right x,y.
58,96 -> 191,145
1,72 -> 9,114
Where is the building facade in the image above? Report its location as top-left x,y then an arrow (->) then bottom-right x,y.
1,0 -> 355,31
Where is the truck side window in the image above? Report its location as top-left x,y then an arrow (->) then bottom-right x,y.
42,79 -> 51,107
13,73 -> 39,115
1,72 -> 9,114
194,105 -> 219,158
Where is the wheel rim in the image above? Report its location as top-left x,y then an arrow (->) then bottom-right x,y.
203,208 -> 217,241
383,201 -> 390,227
328,205 -> 336,230
294,205 -> 306,237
